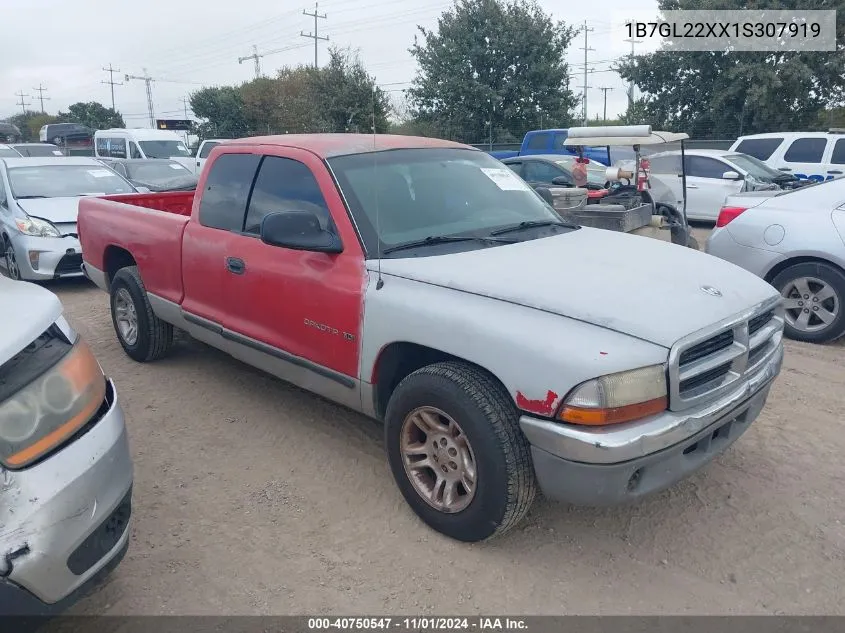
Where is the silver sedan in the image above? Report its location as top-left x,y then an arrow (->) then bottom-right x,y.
706,178 -> 845,343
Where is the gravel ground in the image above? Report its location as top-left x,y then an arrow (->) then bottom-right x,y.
43,226 -> 845,615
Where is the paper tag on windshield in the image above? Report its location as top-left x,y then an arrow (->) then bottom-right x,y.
170,164 -> 183,170
52,150 -> 63,156
89,169 -> 113,178
480,167 -> 531,191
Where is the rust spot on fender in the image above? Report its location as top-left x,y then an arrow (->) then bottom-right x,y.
516,390 -> 559,416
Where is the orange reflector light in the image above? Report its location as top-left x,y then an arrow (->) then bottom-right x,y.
558,396 -> 667,426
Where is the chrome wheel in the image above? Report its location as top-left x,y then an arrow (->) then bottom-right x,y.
400,406 -> 477,513
114,288 -> 139,345
781,276 -> 839,333
4,240 -> 20,280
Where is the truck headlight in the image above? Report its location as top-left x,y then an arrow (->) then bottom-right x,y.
15,217 -> 62,238
0,339 -> 106,468
558,364 -> 667,426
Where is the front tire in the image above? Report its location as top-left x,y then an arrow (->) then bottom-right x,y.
110,265 -> 174,361
384,361 -> 536,542
771,261 -> 845,343
2,236 -> 22,280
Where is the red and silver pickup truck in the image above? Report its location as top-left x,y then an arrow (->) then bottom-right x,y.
78,134 -> 785,542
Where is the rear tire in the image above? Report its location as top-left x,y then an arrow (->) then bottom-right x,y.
110,265 -> 174,361
771,261 -> 845,344
384,361 -> 536,542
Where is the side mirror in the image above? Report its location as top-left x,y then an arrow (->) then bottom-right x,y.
135,186 -> 151,193
260,211 -> 342,253
534,186 -> 554,206
722,171 -> 742,180
551,175 -> 571,186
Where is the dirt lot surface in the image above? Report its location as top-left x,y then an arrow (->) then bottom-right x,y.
47,227 -> 844,616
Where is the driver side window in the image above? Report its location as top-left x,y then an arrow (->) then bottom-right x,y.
130,143 -> 143,159
243,156 -> 332,236
0,178 -> 7,207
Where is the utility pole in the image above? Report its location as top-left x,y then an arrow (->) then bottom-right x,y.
301,2 -> 328,68
623,26 -> 643,108
598,87 -> 614,122
238,44 -> 262,79
32,84 -> 50,113
102,64 -> 123,111
580,21 -> 594,125
14,91 -> 30,115
182,96 -> 191,119
125,69 -> 156,128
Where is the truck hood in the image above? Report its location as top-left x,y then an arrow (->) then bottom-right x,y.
16,197 -> 81,224
372,227 -> 779,348
0,276 -> 63,365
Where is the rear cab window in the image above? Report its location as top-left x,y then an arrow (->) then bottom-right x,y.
198,153 -> 262,231
525,133 -> 550,151
735,138 -> 783,161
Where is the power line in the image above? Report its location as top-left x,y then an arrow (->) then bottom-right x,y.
238,44 -> 262,79
125,69 -> 156,127
598,87 -> 614,121
579,20 -> 595,125
102,64 -> 123,111
32,84 -> 50,113
623,22 -> 644,108
14,91 -> 30,115
301,2 -> 328,68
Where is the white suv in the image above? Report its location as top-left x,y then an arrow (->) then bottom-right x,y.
730,131 -> 845,183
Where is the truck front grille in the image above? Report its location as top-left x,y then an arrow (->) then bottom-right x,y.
668,299 -> 784,411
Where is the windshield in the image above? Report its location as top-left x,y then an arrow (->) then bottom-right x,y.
554,157 -> 608,187
8,164 -> 135,198
15,145 -> 63,157
138,140 -> 190,159
724,153 -> 784,180
328,148 -> 566,257
126,161 -> 192,181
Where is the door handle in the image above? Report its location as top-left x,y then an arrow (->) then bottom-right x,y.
779,167 -> 792,172
828,170 -> 843,175
226,257 -> 245,275
686,184 -> 698,189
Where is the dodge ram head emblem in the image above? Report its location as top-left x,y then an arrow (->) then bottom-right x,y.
700,285 -> 722,297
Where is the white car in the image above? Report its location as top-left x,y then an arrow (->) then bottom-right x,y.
0,276 -> 133,615
193,138 -> 226,174
706,177 -> 845,343
730,131 -> 845,183
0,144 -> 21,158
1,157 -> 137,281
647,149 -> 790,221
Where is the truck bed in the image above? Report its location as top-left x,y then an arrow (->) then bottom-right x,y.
78,192 -> 193,303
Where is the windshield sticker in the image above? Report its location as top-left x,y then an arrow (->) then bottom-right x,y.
89,169 -> 114,178
52,150 -> 63,156
480,167 -> 531,191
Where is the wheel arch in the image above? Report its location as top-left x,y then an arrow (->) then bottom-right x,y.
763,255 -> 845,285
103,245 -> 137,290
370,341 -> 510,421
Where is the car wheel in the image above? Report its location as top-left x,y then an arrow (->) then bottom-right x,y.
384,361 -> 536,542
109,265 -> 174,361
2,236 -> 22,280
771,261 -> 845,343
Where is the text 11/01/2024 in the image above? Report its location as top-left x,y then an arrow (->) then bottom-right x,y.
307,617 -> 528,631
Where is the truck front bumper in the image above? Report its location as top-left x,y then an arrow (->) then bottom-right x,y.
519,341 -> 783,506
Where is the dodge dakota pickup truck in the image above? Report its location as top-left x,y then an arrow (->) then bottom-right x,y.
78,134 -> 785,543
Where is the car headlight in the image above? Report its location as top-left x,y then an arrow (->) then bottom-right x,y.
557,364 -> 667,426
0,338 -> 106,468
15,216 -> 62,238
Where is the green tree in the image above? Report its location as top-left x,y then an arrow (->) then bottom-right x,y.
57,102 -> 124,130
616,0 -> 845,138
312,47 -> 391,133
189,86 -> 248,139
408,0 -> 578,143
27,113 -> 59,141
7,111 -> 42,141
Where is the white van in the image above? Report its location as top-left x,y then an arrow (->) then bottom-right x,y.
94,129 -> 193,170
729,131 -> 845,183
